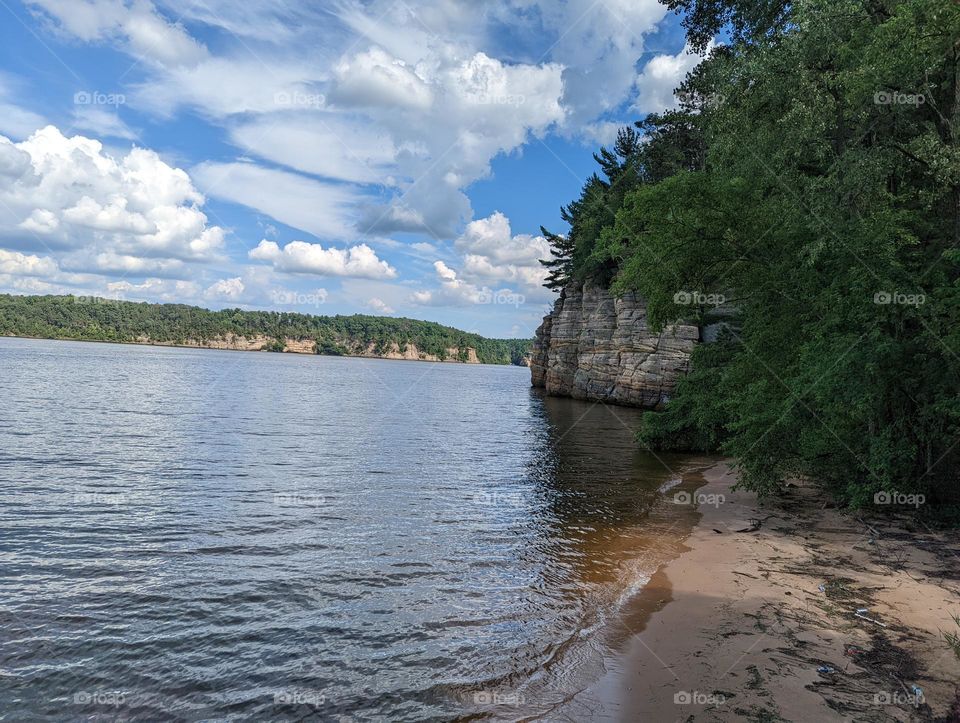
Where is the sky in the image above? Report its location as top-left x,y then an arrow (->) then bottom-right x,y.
0,0 -> 707,338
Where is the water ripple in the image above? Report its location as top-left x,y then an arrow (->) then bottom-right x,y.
0,338 -> 702,721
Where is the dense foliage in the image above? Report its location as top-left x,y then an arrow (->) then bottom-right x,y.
0,294 -> 531,366
542,0 -> 960,506
539,118 -> 705,290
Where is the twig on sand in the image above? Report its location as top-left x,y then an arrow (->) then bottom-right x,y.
734,515 -> 776,533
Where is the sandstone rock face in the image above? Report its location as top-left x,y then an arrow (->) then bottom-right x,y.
281,338 -> 317,354
531,282 -> 698,408
142,334 -> 272,351
132,335 -> 481,362
355,341 -> 481,363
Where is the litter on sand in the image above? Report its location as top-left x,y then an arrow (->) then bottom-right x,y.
853,608 -> 887,627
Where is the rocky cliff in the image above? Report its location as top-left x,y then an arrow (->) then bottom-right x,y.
134,334 -> 482,362
531,282 -> 698,408
351,341 -> 480,363
138,334 -> 313,353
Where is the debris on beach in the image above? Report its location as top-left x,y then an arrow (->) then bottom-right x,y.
854,608 -> 887,628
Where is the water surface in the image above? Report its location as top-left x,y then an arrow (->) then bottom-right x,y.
0,338 -> 708,721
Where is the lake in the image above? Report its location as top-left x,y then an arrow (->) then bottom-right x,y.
0,337 -> 710,721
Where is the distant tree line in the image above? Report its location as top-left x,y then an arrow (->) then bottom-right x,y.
0,294 -> 531,366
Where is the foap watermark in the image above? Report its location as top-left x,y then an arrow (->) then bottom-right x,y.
476,288 -> 525,307
475,93 -> 526,107
473,492 -> 523,507
273,90 -> 324,109
74,90 -> 125,107
274,690 -> 325,706
74,492 -> 127,506
673,290 -> 726,306
472,690 -> 526,706
72,293 -> 126,305
74,691 -> 125,706
874,689 -> 924,708
674,691 -> 727,706
873,491 -> 925,508
873,291 -> 924,307
874,91 -> 925,107
677,90 -> 726,109
673,490 -> 725,508
271,289 -> 328,308
273,493 -> 328,508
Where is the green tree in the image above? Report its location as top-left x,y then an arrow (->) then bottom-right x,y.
609,0 -> 960,505
540,126 -> 652,290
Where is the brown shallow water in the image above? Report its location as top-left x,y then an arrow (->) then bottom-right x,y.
0,337 -> 715,721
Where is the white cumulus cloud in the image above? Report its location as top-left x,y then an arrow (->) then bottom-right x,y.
365,297 -> 395,314
410,260 -> 500,307
106,277 -> 202,301
633,43 -> 713,116
454,211 -> 549,289
0,126 -> 225,267
249,239 -> 397,279
328,47 -> 433,111
0,248 -> 58,276
205,276 -> 245,300
409,211 -> 552,308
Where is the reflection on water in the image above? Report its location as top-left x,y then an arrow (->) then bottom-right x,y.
0,338 -> 711,721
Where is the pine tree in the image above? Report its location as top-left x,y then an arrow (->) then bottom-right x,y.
540,128 -> 643,291
539,222 -> 575,290
594,126 -> 642,188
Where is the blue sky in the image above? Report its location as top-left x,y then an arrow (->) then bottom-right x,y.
0,0 -> 702,337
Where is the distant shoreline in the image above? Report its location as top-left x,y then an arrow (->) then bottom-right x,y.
0,334 -> 530,367
0,294 -> 532,366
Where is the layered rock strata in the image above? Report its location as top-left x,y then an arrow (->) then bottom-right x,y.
531,282 -> 698,408
136,335 -> 481,362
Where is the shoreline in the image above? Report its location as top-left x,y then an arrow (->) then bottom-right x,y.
0,334 -> 528,367
568,460 -> 960,721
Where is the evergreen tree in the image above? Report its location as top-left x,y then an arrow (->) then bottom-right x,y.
540,127 -> 649,290
539,215 -> 576,291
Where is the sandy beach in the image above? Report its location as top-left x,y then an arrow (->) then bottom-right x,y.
564,460 -> 960,722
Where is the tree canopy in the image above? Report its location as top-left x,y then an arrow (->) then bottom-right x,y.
540,0 -> 960,507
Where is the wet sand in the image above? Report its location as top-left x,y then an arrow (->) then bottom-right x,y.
562,460 -> 960,721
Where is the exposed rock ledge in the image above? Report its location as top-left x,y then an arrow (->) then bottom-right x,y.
355,341 -> 480,364
531,282 -> 698,408
138,335 -> 313,353
135,335 -> 481,363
